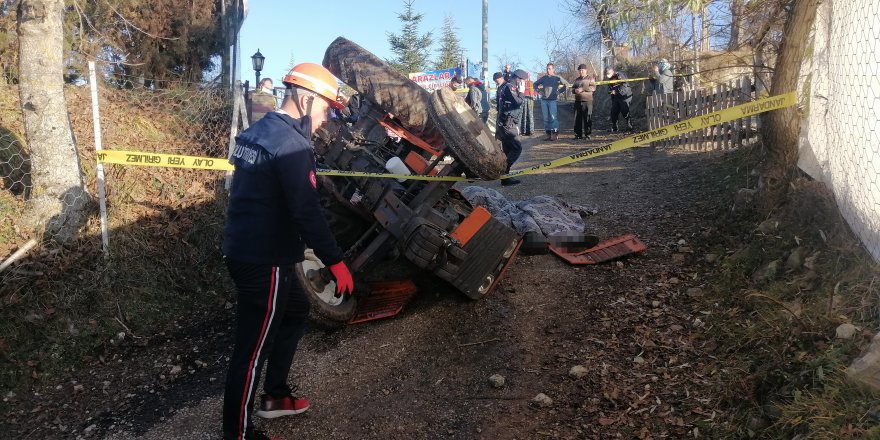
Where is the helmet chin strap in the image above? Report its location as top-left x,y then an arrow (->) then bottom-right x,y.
284,87 -> 318,145
285,87 -> 316,120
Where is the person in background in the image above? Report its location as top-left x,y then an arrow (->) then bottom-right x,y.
250,78 -> 278,124
605,66 -> 633,132
466,76 -> 490,123
223,63 -> 354,440
571,64 -> 596,140
519,71 -> 536,136
503,64 -> 515,82
463,76 -> 485,121
260,78 -> 274,94
493,70 -> 525,186
649,58 -> 674,95
532,63 -> 568,141
449,74 -> 463,92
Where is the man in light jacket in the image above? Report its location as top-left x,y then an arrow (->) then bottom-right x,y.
571,64 -> 597,140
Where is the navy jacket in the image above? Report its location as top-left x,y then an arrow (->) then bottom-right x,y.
224,112 -> 344,267
533,75 -> 566,100
607,73 -> 633,100
496,81 -> 524,123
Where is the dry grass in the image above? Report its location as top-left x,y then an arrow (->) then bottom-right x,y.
694,146 -> 880,438
0,83 -> 231,399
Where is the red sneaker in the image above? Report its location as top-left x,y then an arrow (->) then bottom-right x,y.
254,394 -> 310,419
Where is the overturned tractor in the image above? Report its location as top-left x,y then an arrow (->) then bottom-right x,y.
297,37 -> 519,327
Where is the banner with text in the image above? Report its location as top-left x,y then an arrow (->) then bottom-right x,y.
409,67 -> 462,92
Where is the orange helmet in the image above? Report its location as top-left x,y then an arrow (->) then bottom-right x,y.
282,63 -> 347,109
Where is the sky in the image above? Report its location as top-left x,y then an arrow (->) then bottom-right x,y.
238,0 -> 582,85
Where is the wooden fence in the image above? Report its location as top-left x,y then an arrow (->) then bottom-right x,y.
646,76 -> 758,150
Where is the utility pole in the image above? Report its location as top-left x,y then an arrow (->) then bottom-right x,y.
691,10 -> 699,90
482,0 -> 488,83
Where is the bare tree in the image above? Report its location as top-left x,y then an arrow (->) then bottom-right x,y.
700,1 -> 712,52
728,0 -> 744,49
758,0 -> 819,209
17,0 -> 92,242
539,24 -> 600,79
494,51 -> 522,73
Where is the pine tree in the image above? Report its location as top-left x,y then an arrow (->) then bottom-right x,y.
433,15 -> 463,70
284,52 -> 296,76
386,0 -> 433,74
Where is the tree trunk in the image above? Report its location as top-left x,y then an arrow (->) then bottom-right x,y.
17,0 -> 92,243
691,11 -> 699,89
748,0 -> 786,96
758,0 -> 819,210
221,0 -> 230,87
587,1 -> 617,70
728,0 -> 743,50
655,22 -> 668,55
701,4 -> 711,52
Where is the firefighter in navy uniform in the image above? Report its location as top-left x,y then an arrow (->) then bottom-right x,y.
222,63 -> 354,440
493,69 -> 528,186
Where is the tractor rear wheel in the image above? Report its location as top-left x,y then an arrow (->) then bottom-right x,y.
428,88 -> 508,180
323,37 -> 444,147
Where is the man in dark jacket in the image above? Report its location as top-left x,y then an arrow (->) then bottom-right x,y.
494,70 -> 525,186
605,66 -> 633,132
533,63 -> 569,140
571,63 -> 597,139
223,62 -> 354,440
649,58 -> 674,95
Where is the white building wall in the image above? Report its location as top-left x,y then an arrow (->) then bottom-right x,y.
799,0 -> 880,260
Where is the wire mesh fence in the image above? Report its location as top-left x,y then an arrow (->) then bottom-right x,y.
1,68 -> 233,294
0,66 -> 236,390
800,0 -> 880,261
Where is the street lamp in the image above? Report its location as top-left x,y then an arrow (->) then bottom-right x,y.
251,49 -> 265,87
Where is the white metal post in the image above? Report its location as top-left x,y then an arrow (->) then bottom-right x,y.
88,61 -> 110,257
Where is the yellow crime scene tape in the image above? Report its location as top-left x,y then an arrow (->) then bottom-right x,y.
503,91 -> 796,179
595,77 -> 650,85
97,92 -> 796,182
595,73 -> 692,86
96,150 -> 469,181
97,150 -> 234,171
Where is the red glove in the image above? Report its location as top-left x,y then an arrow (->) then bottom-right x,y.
328,261 -> 354,296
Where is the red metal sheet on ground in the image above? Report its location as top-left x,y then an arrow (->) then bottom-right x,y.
549,233 -> 647,265
349,280 -> 418,324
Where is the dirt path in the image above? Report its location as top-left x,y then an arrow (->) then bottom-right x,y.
7,103 -> 731,439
